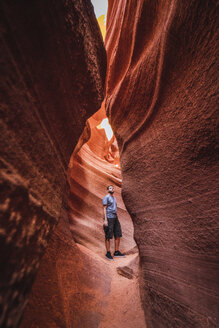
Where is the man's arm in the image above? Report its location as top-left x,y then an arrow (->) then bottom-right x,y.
103,205 -> 108,226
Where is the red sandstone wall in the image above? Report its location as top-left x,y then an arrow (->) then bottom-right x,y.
0,0 -> 106,327
105,1 -> 219,327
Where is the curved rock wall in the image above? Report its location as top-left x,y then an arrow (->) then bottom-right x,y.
105,1 -> 218,327
0,0 -> 106,326
68,113 -> 136,255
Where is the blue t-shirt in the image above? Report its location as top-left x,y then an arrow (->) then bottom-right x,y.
102,194 -> 117,218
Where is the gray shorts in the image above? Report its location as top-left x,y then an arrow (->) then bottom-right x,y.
103,216 -> 122,240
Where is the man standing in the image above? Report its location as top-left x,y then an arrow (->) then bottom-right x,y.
102,185 -> 125,260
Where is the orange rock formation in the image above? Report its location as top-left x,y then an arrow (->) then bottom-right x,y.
0,0 -> 218,327
105,1 -> 218,327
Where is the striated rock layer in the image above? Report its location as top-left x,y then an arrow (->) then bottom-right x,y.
0,0 -> 106,326
105,1 -> 219,327
66,108 -> 143,328
68,114 -> 136,256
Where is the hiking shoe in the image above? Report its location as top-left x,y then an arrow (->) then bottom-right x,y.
105,251 -> 113,261
114,250 -> 125,257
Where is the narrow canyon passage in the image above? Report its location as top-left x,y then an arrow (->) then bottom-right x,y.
67,109 -> 146,328
0,0 -> 218,328
20,107 -> 147,328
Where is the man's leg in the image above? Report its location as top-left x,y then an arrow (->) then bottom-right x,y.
114,237 -> 125,257
103,219 -> 114,260
113,216 -> 125,257
104,218 -> 111,252
105,238 -> 110,252
115,237 -> 120,251
114,216 -> 122,251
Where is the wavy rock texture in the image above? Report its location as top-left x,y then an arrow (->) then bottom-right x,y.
67,114 -> 144,328
68,114 -> 136,255
0,0 -> 106,326
105,1 -> 218,327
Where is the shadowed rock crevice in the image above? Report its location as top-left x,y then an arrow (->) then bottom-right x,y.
0,0 -> 106,327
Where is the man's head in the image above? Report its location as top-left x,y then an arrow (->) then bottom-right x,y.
107,185 -> 114,194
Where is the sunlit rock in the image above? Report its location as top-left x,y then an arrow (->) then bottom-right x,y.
68,103 -> 135,256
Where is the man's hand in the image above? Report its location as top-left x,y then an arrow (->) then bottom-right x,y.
103,219 -> 108,226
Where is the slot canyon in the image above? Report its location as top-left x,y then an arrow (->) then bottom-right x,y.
0,0 -> 218,327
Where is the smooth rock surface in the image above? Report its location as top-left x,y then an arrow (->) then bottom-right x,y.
99,253 -> 146,328
105,1 -> 219,327
21,217 -> 111,328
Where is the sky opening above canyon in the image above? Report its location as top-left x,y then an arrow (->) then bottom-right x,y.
91,0 -> 108,39
91,0 -> 108,19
